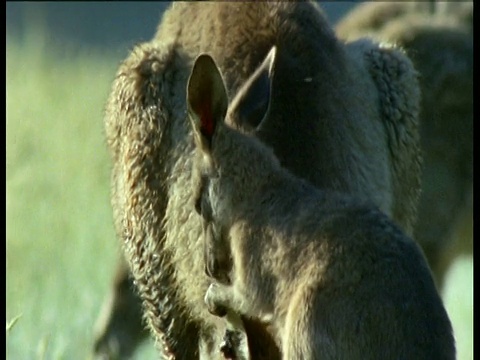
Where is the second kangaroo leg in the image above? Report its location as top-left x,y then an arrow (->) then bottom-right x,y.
93,256 -> 148,359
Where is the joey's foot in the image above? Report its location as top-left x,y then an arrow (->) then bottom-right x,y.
220,328 -> 251,360
205,283 -> 228,317
220,330 -> 237,360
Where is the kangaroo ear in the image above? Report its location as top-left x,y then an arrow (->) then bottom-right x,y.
229,46 -> 276,131
187,54 -> 229,152
359,39 -> 422,229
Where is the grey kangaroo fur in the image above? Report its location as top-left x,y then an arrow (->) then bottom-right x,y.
336,0 -> 473,290
187,53 -> 455,360
96,2 -> 423,359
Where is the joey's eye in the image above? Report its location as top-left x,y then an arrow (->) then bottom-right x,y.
195,195 -> 202,215
194,173 -> 214,221
194,174 -> 207,216
211,168 -> 220,180
196,194 -> 213,222
200,196 -> 213,222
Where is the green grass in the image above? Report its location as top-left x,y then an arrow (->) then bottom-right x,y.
5,34 -> 156,359
6,33 -> 473,360
443,256 -> 474,360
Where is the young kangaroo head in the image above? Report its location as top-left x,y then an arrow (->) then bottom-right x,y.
187,48 -> 281,228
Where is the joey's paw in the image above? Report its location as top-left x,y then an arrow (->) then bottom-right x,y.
205,283 -> 228,317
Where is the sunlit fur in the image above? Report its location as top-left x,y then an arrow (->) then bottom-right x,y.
99,2 -> 424,358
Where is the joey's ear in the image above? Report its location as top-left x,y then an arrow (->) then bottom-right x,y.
187,54 -> 229,152
229,46 -> 276,130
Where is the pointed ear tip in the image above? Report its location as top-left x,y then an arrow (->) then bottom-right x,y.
265,46 -> 277,73
189,54 -> 213,93
196,53 -> 212,61
267,46 -> 277,62
194,53 -> 216,69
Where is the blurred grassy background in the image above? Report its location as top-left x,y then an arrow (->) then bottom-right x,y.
6,8 -> 472,360
5,27 -> 157,359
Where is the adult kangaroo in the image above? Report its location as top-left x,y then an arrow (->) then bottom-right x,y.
336,0 -> 473,290
96,2 -> 422,358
